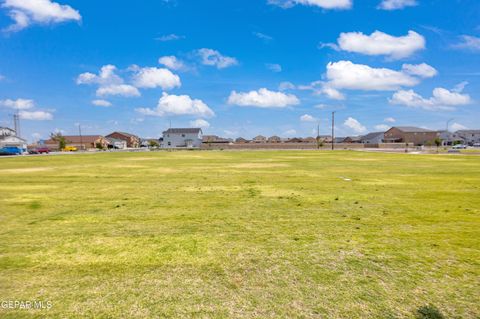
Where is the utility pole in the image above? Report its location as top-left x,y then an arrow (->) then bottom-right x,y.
331,111 -> 336,151
13,110 -> 20,138
78,124 -> 83,151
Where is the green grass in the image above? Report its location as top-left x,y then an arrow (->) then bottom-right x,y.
0,150 -> 479,318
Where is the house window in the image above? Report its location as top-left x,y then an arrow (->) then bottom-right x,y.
182,134 -> 185,137
168,142 -> 171,146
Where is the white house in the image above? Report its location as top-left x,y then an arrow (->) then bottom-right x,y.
106,137 -> 127,149
455,130 -> 480,145
0,127 -> 27,150
0,127 -> 16,137
162,128 -> 203,148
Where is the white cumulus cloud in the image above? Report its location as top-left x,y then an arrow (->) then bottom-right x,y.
132,67 -> 181,90
344,117 -> 367,134
384,117 -> 396,123
197,49 -> 238,69
378,0 -> 417,10
268,0 -> 352,10
452,35 -> 480,52
0,98 -> 35,110
300,114 -> 316,122
336,30 -> 425,59
97,84 -> 140,97
77,65 -> 140,97
389,88 -> 472,111
158,56 -> 187,71
227,88 -> 300,108
451,123 -> 468,131
155,34 -> 185,42
19,110 -> 53,120
266,63 -> 282,72
92,99 -> 112,107
402,63 -> 437,78
325,60 -> 420,91
136,92 -> 215,118
190,119 -> 210,129
2,0 -> 81,32
374,124 -> 390,131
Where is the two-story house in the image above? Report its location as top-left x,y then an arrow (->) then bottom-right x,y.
162,128 -> 203,148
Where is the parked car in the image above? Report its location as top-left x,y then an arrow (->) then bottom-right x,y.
28,147 -> 50,154
452,144 -> 467,149
473,143 -> 480,148
62,146 -> 78,152
0,146 -> 24,155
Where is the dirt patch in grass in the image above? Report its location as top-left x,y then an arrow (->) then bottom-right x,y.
123,157 -> 158,161
182,186 -> 243,192
230,163 -> 290,169
257,185 -> 303,197
0,167 -> 52,174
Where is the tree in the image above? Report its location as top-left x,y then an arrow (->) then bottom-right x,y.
50,132 -> 66,150
316,136 -> 324,149
149,140 -> 159,148
434,137 -> 442,153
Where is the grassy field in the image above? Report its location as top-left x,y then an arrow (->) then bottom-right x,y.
0,150 -> 479,318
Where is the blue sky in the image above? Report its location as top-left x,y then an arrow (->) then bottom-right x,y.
0,0 -> 479,141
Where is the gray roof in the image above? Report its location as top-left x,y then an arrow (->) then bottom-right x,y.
163,128 -> 202,134
456,130 -> 480,134
361,132 -> 385,140
393,126 -> 434,133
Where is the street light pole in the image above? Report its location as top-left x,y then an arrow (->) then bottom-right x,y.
331,111 -> 336,150
446,118 -> 454,132
78,124 -> 83,151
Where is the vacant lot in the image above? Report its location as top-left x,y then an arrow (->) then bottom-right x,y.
0,151 -> 479,318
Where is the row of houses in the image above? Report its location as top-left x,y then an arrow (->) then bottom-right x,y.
343,127 -> 480,146
205,127 -> 480,147
3,125 -> 480,151
40,132 -> 142,150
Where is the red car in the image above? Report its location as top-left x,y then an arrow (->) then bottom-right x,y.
28,147 -> 50,154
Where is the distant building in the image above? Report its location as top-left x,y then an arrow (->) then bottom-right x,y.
106,137 -> 127,149
252,135 -> 267,143
0,127 -> 27,150
360,132 -> 385,144
140,138 -> 160,148
455,130 -> 480,145
384,127 -> 438,146
287,137 -> 303,143
162,128 -> 203,148
235,137 -> 248,144
343,136 -> 362,143
437,131 -> 462,146
106,132 -> 140,148
267,136 -> 282,143
0,127 -> 16,137
317,135 -> 332,143
302,137 -> 317,144
44,135 -> 109,150
203,135 -> 232,144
